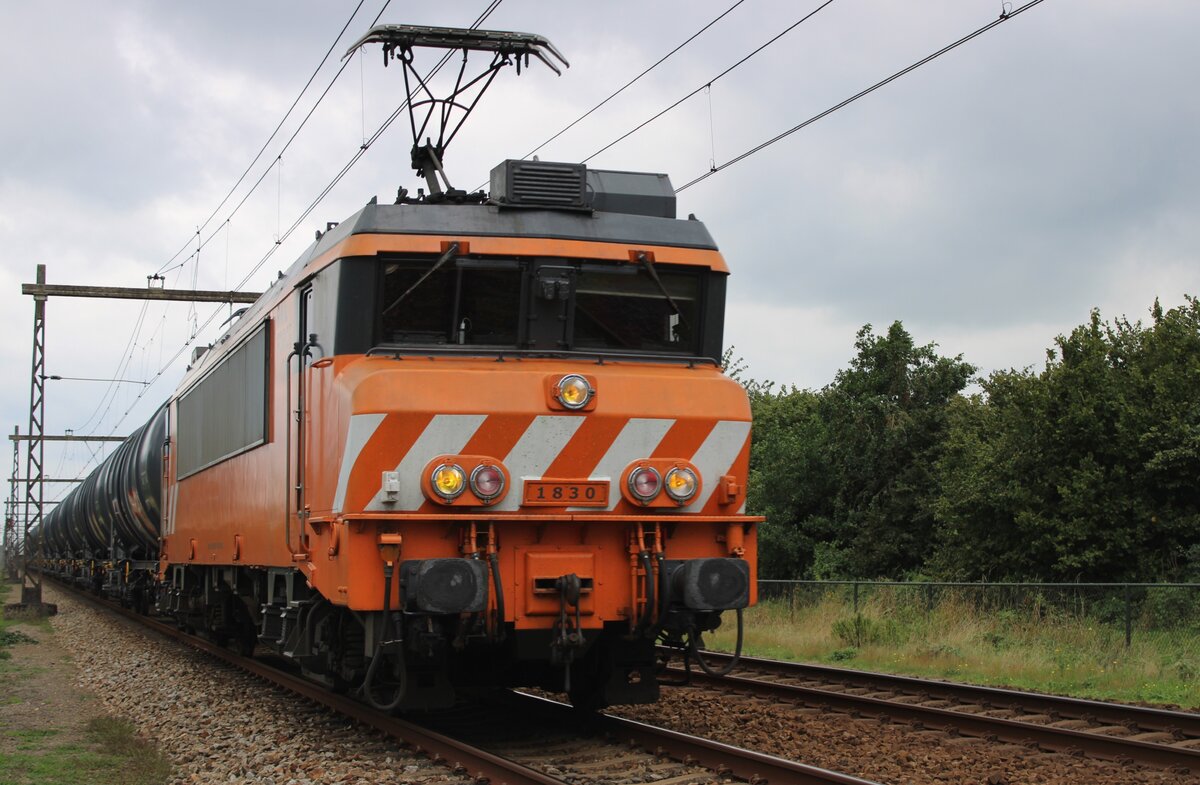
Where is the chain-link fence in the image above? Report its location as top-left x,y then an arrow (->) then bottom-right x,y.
731,580 -> 1200,705
757,580 -> 1200,649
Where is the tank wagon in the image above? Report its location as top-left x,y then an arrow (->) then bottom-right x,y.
37,24 -> 759,710
39,405 -> 165,609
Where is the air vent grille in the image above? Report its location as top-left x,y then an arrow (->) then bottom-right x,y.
491,160 -> 589,209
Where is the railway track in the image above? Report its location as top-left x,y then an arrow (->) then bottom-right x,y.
54,581 -> 879,785
666,650 -> 1199,774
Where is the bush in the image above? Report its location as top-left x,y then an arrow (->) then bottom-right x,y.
1170,660 -> 1198,684
832,614 -> 906,647
1140,587 -> 1200,630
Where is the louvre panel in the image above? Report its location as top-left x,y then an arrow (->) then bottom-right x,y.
492,160 -> 588,208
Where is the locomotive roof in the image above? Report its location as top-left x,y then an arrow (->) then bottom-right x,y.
309,200 -> 719,260
184,176 -> 722,385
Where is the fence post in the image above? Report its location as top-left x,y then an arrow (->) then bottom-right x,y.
789,583 -> 796,622
1124,583 -> 1132,648
853,581 -> 861,648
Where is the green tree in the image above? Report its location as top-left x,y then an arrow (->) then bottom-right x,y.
740,323 -> 974,578
935,298 -> 1200,580
818,323 -> 975,577
744,384 -> 832,579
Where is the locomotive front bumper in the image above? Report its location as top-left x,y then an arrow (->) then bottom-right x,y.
666,557 -> 750,611
399,558 -> 489,614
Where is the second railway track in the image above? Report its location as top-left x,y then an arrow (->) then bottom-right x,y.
665,650 -> 1199,774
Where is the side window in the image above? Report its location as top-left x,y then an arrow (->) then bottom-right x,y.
176,322 -> 269,478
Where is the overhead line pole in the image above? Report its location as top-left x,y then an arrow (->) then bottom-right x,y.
3,427 -> 18,582
20,265 -> 49,612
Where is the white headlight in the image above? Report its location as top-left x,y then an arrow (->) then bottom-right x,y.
470,464 -> 506,501
627,466 -> 662,503
556,374 -> 593,410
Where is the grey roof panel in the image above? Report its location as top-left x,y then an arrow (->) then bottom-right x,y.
309,202 -> 718,259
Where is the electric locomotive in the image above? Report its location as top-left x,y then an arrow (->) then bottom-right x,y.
38,25 -> 759,711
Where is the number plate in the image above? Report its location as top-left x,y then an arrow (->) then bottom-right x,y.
522,480 -> 609,507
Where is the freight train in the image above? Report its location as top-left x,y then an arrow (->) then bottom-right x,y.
33,24 -> 758,711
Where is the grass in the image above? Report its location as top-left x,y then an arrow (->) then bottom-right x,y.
705,588 -> 1200,708
0,719 -> 171,785
0,582 -> 171,785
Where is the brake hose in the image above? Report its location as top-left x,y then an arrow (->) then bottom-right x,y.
634,550 -> 655,636
363,564 -> 407,711
655,552 -> 669,626
488,551 -> 506,642
688,607 -> 743,677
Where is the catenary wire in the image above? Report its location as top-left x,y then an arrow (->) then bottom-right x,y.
155,0 -> 397,280
676,0 -> 1047,192
55,1 -> 393,481
83,0 -> 506,457
467,0 -> 751,192
154,0 -> 376,276
582,0 -> 836,164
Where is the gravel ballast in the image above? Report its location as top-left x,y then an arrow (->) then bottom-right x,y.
47,582 -> 1196,785
611,686 -> 1196,785
46,585 -> 471,785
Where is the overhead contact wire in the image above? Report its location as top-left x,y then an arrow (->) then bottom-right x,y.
89,0 -> 506,453
232,0 -> 506,292
74,2 -> 386,477
582,0 -> 836,164
676,0 -> 1048,192
519,0 -> 749,161
154,0 -> 375,275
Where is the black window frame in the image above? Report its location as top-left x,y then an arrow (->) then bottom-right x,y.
371,253 -> 722,360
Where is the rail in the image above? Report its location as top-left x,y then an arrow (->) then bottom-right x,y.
669,651 -> 1199,773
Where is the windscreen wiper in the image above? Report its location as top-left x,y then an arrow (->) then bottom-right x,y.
380,242 -> 460,318
634,251 -> 691,330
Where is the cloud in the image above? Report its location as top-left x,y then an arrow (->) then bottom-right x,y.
2,0 -> 1198,488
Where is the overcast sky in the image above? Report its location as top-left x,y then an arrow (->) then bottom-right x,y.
2,0 -> 1197,506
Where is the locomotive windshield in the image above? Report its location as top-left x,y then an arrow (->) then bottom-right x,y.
377,256 -> 717,358
380,260 -> 522,346
572,268 -> 698,352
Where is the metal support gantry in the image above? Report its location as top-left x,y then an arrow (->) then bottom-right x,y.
7,265 -> 263,613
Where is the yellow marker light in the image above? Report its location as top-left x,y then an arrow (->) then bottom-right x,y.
556,374 -> 593,410
431,463 -> 466,500
664,467 -> 698,503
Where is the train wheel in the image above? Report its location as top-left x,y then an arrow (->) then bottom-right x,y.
566,661 -> 606,713
567,684 -> 605,714
236,629 -> 257,657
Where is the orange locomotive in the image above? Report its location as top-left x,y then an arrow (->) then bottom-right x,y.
159,157 -> 757,709
42,25 -> 759,711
